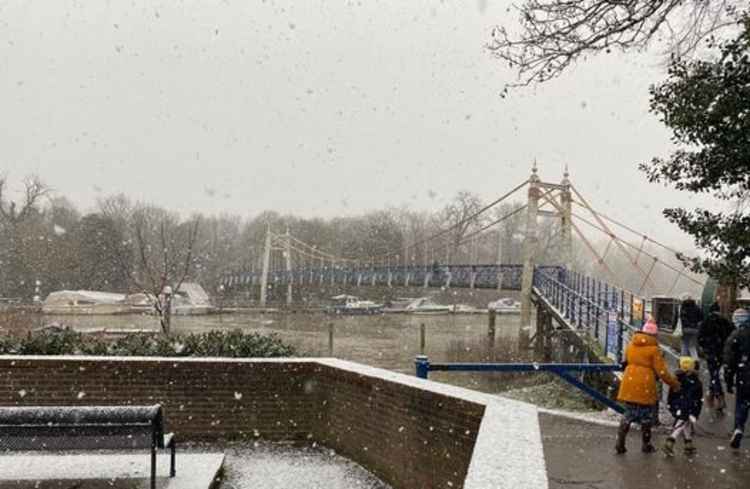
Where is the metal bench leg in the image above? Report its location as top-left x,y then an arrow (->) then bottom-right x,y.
151,446 -> 157,489
170,439 -> 176,477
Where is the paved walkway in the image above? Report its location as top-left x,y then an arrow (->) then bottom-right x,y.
541,412 -> 750,489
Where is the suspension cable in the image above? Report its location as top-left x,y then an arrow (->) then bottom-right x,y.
571,200 -> 689,259
572,212 -> 703,287
371,179 -> 530,261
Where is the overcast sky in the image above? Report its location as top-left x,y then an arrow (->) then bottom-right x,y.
0,1 -> 721,249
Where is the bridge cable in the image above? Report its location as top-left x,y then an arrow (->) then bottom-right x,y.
570,200 -> 689,259
536,191 -> 618,283
571,212 -> 703,287
370,179 -> 530,262
569,184 -> 658,291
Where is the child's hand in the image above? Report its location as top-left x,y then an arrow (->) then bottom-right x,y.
689,415 -> 697,424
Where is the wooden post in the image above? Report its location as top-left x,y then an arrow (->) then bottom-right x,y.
328,323 -> 334,357
535,305 -> 545,356
419,323 -> 426,355
259,225 -> 272,307
488,309 -> 496,340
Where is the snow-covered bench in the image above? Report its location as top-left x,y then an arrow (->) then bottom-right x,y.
0,404 -> 176,489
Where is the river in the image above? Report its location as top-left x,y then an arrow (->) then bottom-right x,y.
37,311 -> 543,394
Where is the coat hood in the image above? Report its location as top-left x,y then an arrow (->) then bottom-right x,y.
632,332 -> 657,347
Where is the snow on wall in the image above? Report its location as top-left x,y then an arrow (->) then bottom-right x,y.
0,355 -> 550,488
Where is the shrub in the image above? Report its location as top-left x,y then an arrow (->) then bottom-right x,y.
0,329 -> 296,358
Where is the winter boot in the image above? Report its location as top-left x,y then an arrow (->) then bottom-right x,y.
730,429 -> 743,450
717,394 -> 727,415
615,421 -> 629,454
706,393 -> 715,410
641,424 -> 656,453
662,437 -> 675,457
684,439 -> 696,455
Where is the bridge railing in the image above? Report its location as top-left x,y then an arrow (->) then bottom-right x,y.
222,264 -> 566,291
533,268 -> 648,363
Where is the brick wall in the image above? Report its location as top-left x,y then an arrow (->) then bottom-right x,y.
0,356 -> 487,489
315,362 -> 485,489
0,357 -> 324,442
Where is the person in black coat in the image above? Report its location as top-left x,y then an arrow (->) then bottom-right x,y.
664,357 -> 703,456
679,296 -> 703,357
698,302 -> 735,412
724,307 -> 750,449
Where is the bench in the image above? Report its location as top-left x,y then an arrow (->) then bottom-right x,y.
0,404 -> 176,489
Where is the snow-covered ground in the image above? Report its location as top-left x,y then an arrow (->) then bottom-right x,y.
0,445 -> 391,489
219,443 -> 392,489
0,452 -> 223,489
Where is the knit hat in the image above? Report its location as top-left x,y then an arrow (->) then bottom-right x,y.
679,356 -> 696,372
642,319 -> 659,336
733,308 -> 750,329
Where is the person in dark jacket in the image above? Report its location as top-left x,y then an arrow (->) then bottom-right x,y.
698,302 -> 735,413
680,295 -> 703,357
663,357 -> 703,456
724,308 -> 750,449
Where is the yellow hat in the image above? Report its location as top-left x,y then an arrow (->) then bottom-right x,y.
679,356 -> 696,371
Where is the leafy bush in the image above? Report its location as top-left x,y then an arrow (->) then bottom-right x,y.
0,329 -> 296,358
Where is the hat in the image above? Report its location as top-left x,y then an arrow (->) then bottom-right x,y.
733,308 -> 750,329
642,319 -> 658,336
679,356 -> 696,372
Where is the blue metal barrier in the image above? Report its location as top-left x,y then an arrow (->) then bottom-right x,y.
414,355 -> 625,413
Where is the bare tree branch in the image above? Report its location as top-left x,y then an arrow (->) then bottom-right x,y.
488,0 -> 742,90
174,217 -> 201,293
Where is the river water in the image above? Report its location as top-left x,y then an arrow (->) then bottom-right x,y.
38,311 -> 541,394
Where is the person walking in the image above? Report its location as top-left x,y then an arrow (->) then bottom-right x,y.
663,357 -> 703,456
698,302 -> 735,413
679,295 -> 703,357
724,307 -> 750,449
615,318 -> 680,454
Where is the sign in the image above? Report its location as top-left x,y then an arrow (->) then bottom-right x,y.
606,310 -> 619,361
632,298 -> 644,326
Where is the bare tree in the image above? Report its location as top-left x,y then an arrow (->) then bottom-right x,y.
128,205 -> 201,335
441,191 -> 486,263
0,176 -> 51,298
0,175 -> 50,228
488,0 -> 741,89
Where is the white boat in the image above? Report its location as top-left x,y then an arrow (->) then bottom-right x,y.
449,304 -> 485,314
488,298 -> 521,314
405,297 -> 451,315
327,295 -> 384,315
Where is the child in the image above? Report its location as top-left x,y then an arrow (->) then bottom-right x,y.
664,357 -> 703,456
616,318 -> 680,454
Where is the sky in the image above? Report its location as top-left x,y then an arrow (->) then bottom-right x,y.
0,0 -> 722,250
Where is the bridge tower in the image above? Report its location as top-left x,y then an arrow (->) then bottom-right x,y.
259,224 -> 271,307
560,166 -> 573,272
520,163 -> 541,327
284,227 -> 293,306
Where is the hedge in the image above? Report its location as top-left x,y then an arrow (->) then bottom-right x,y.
0,329 -> 296,358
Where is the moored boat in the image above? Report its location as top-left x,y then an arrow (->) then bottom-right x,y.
326,295 -> 384,315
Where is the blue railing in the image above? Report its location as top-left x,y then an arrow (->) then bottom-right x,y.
533,268 -> 647,363
222,264 -> 565,291
414,355 -> 624,413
